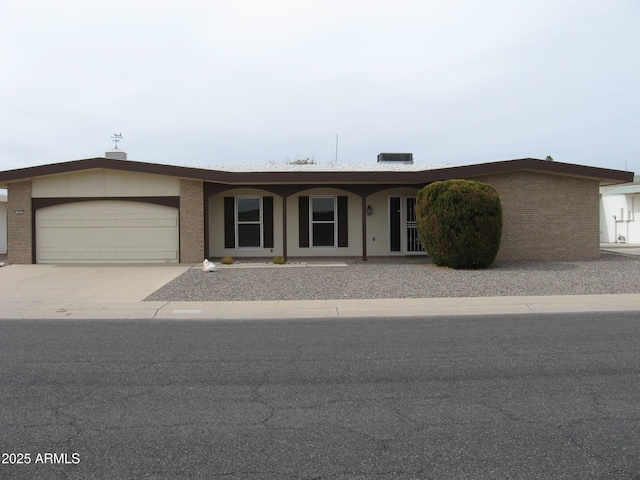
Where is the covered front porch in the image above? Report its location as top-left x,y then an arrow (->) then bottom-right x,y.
203,182 -> 428,261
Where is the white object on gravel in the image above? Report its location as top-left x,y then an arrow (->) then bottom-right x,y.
201,259 -> 216,272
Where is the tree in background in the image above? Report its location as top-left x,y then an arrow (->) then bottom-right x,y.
288,157 -> 316,165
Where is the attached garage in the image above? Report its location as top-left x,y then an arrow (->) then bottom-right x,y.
35,200 -> 179,263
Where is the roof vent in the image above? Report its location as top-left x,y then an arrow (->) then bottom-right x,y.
377,153 -> 413,164
105,133 -> 127,160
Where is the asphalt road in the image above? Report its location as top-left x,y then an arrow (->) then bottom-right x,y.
1,313 -> 639,479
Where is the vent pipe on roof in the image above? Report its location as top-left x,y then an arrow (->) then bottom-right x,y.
377,153 -> 413,164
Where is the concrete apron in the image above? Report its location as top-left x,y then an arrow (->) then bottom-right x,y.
0,264 -> 192,303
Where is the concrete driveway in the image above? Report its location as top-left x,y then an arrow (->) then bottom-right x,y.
0,264 -> 192,303
600,243 -> 640,256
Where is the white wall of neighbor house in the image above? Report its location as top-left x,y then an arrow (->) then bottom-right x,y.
32,169 -> 180,197
0,194 -> 7,254
209,188 -> 284,258
365,187 -> 421,256
286,188 -> 362,258
600,192 -> 640,243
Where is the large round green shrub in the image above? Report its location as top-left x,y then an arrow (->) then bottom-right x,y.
416,179 -> 502,269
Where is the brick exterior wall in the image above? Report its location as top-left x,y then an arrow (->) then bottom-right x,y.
7,181 -> 33,264
474,171 -> 600,261
179,179 -> 204,263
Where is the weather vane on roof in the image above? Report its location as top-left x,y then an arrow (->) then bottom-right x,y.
111,133 -> 123,149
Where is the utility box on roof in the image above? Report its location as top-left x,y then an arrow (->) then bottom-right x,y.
377,153 -> 413,164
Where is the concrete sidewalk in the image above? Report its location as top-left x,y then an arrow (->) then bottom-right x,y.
2,259 -> 640,320
2,294 -> 640,320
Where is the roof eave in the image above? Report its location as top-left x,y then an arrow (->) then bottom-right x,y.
0,157 -> 633,188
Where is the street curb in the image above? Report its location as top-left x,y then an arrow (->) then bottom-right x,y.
2,294 -> 640,320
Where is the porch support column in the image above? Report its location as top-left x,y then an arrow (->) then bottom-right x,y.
203,188 -> 210,260
361,195 -> 367,261
282,195 -> 288,260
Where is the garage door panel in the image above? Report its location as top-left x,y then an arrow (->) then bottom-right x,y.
39,214 -> 178,229
36,201 -> 179,264
38,247 -> 178,262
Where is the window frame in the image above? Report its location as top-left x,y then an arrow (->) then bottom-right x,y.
310,195 -> 337,248
235,196 -> 263,249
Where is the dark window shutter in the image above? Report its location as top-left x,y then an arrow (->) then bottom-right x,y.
338,196 -> 348,247
299,196 -> 309,248
263,196 -> 274,248
224,197 -> 235,249
390,196 -> 401,252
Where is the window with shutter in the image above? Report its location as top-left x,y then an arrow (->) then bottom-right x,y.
224,196 -> 274,249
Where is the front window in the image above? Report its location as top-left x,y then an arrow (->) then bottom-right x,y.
311,196 -> 336,247
236,197 -> 262,248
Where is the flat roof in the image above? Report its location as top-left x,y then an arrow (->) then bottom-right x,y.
0,157 -> 634,188
203,162 -> 449,172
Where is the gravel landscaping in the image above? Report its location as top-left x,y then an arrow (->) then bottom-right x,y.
145,253 -> 640,302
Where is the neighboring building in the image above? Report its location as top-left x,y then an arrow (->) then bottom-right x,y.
600,175 -> 640,244
0,193 -> 7,254
0,155 -> 632,265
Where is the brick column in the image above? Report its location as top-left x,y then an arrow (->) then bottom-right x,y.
7,181 -> 33,264
179,179 -> 204,263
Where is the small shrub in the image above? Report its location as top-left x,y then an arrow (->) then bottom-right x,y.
416,179 -> 502,269
221,256 -> 234,265
273,256 -> 286,265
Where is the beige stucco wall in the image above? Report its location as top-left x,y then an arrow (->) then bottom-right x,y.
209,188 -> 285,259
32,169 -> 180,197
473,171 -> 600,261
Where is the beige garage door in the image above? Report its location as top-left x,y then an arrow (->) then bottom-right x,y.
36,201 -> 179,263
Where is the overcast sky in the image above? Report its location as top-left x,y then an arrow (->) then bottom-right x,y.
1,0 -> 638,174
